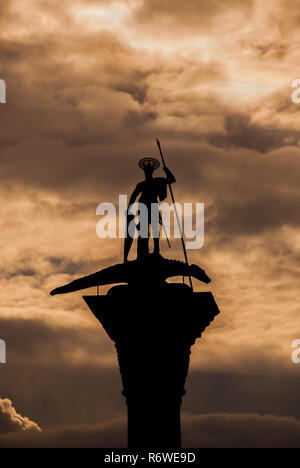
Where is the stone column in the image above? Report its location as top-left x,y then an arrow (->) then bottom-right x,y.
84,286 -> 219,448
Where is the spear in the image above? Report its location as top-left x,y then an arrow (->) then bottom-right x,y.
159,213 -> 171,248
156,138 -> 193,291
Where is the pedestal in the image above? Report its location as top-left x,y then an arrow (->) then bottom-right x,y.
84,285 -> 219,448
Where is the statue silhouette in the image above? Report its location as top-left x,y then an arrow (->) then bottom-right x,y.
124,157 -> 176,262
50,140 -> 220,448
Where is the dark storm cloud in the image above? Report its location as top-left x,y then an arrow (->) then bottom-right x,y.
209,113 -> 299,153
0,317 -> 113,366
0,417 -> 125,448
0,316 -> 124,427
1,6 -> 299,203
183,412 -> 300,448
0,267 -> 37,280
130,0 -> 254,34
183,371 -> 300,420
1,315 -> 299,432
210,187 -> 300,237
0,30 -> 148,150
239,39 -> 291,60
0,411 -> 299,447
1,360 -> 125,429
125,109 -> 157,127
2,137 -> 300,245
111,81 -> 149,105
47,257 -> 84,275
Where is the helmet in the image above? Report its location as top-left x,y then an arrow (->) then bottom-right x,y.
138,157 -> 160,170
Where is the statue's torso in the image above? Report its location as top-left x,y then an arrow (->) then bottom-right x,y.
138,178 -> 167,204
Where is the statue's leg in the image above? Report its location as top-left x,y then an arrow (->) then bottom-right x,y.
137,207 -> 150,259
154,235 -> 160,255
124,213 -> 135,262
151,203 -> 160,255
137,228 -> 150,259
124,235 -> 134,263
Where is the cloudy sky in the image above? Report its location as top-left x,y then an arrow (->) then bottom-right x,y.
0,0 -> 300,448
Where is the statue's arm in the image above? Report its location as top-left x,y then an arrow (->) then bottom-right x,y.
128,183 -> 142,213
163,167 -> 176,184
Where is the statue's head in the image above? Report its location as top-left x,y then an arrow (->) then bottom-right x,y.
138,157 -> 160,178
